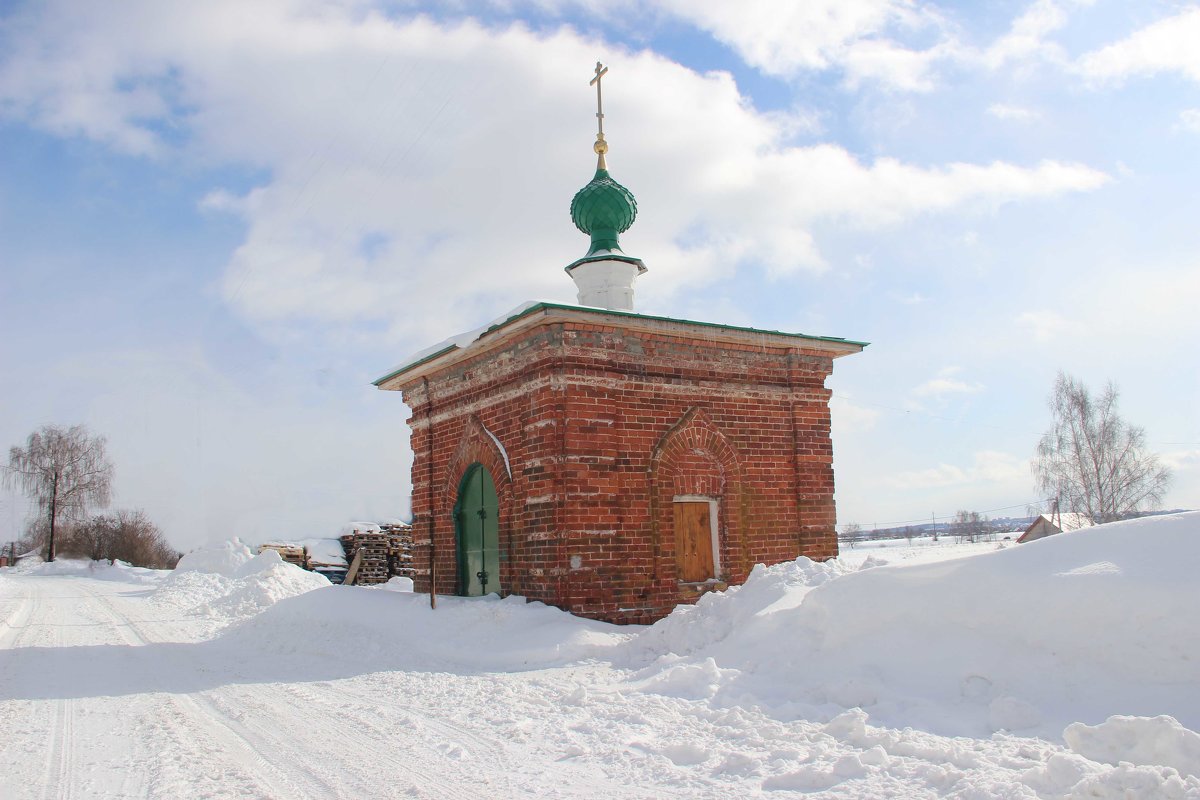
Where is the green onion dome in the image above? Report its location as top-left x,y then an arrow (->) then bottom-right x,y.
570,168 -> 638,257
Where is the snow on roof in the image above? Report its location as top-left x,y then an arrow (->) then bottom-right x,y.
340,522 -> 382,535
375,300 -> 868,386
255,539 -> 347,566
297,538 -> 346,567
379,300 -> 545,382
1034,512 -> 1094,532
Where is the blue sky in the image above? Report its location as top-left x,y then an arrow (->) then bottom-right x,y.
2,0 -> 1197,549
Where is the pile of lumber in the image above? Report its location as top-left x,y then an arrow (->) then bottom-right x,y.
339,523 -> 414,586
258,542 -> 307,568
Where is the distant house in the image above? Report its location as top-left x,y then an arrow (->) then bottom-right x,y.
1017,513 -> 1094,544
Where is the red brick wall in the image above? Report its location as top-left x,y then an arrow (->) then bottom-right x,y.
400,318 -> 841,623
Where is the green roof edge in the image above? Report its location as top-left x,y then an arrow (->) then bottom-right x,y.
373,302 -> 869,387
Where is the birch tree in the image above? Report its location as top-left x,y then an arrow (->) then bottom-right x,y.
1034,373 -> 1171,524
4,425 -> 113,561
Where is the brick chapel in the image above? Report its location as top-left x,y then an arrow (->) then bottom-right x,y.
375,64 -> 866,624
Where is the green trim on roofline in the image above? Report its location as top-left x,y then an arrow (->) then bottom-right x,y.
373,302 -> 869,386
375,344 -> 458,385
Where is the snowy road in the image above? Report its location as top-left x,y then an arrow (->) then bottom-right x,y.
2,535 -> 1199,800
0,575 -> 646,799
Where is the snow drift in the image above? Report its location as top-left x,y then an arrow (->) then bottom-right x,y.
154,539 -> 328,628
629,511 -> 1200,740
10,557 -> 162,584
1066,715 -> 1200,778
223,589 -> 627,672
157,514 -> 1200,743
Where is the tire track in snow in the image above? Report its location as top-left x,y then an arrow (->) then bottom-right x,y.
91,579 -> 521,798
269,678 -> 492,797
282,672 -> 619,798
0,581 -> 43,651
0,581 -> 34,649
27,582 -> 77,800
0,580 -> 59,799
79,580 -> 345,800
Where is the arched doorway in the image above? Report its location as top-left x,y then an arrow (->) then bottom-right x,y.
454,463 -> 501,596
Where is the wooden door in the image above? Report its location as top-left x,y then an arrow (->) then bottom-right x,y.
455,464 -> 501,596
674,502 -> 714,582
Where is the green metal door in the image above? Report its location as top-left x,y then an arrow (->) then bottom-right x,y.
454,464 -> 501,596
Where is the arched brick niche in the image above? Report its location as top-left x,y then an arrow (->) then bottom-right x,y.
649,408 -> 747,587
441,415 -> 514,595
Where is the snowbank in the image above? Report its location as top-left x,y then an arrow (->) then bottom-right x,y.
12,557 -> 163,584
1066,715 -> 1200,778
377,576 -> 414,592
154,542 -> 328,629
630,512 -> 1200,739
223,589 -> 628,672
629,555 -> 850,664
174,538 -> 256,576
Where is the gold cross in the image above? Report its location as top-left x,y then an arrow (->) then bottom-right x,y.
589,62 -> 609,168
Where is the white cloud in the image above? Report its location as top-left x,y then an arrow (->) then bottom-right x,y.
840,38 -> 952,92
831,395 -> 881,434
912,367 -> 983,398
1176,109 -> 1200,134
887,450 -> 1028,490
0,2 -> 1109,347
1161,449 -> 1200,472
653,0 -> 953,91
982,0 -> 1069,71
1016,310 -> 1080,342
1078,7 -> 1200,84
987,103 -> 1039,121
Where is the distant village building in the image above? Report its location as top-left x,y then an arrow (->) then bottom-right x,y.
1017,512 -> 1094,544
375,65 -> 866,623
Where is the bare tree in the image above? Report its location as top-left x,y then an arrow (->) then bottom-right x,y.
1034,373 -> 1171,524
950,510 -> 989,543
4,425 -> 113,561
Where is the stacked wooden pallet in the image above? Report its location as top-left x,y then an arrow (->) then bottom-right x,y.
258,542 -> 307,568
380,522 -> 415,580
339,524 -> 414,586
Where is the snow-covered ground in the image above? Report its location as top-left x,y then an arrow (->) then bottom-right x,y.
1,515 -> 1198,798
